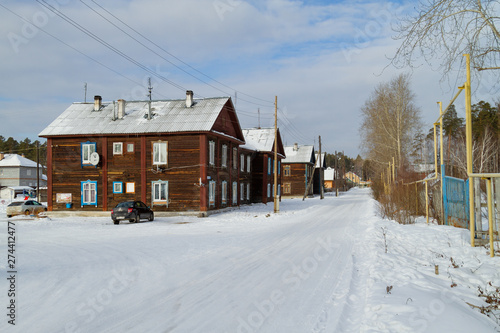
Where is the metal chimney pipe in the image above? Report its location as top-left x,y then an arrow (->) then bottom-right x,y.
94,95 -> 102,111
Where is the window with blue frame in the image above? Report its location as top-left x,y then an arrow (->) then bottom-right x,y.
81,180 -> 97,206
81,142 -> 96,165
209,181 -> 216,207
268,157 -> 271,175
113,182 -> 123,193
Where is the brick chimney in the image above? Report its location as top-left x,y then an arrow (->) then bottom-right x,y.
186,90 -> 194,108
94,95 -> 102,111
117,99 -> 126,119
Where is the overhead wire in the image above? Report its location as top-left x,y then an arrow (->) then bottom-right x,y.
85,0 -> 275,107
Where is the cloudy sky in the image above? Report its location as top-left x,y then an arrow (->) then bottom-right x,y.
0,0 -> 497,157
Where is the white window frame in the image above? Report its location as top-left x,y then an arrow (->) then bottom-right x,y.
246,183 -> 250,201
268,157 -> 272,175
240,183 -> 244,200
222,144 -> 227,168
209,141 -> 215,166
113,142 -> 123,155
127,143 -> 134,153
247,155 -> 251,172
232,181 -> 238,205
113,182 -> 123,194
233,148 -> 238,169
240,154 -> 244,172
267,183 -> 271,198
153,142 -> 168,165
126,182 -> 135,193
152,180 -> 168,204
27,169 -> 32,176
81,142 -> 96,165
81,180 -> 97,206
221,181 -> 227,205
209,181 -> 216,207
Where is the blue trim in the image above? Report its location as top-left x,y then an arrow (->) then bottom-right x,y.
113,182 -> 123,194
81,180 -> 98,206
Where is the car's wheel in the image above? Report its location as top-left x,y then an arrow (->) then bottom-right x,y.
130,214 -> 138,223
24,210 -> 30,216
7,215 -> 12,218
148,212 -> 154,221
113,220 -> 119,225
134,213 -> 140,223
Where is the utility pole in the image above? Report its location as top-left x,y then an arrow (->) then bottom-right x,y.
319,136 -> 323,199
274,96 -> 279,213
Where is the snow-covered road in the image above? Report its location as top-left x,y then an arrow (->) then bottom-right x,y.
1,188 -> 499,332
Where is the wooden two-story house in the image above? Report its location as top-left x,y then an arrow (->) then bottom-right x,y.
39,92 -> 246,215
281,143 -> 316,197
240,128 -> 285,204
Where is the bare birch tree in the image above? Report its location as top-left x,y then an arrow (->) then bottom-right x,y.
360,73 -> 422,169
391,0 -> 500,76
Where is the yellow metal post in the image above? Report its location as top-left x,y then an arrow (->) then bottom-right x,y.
274,96 -> 279,213
439,102 -> 444,224
464,54 -> 475,247
486,178 -> 495,257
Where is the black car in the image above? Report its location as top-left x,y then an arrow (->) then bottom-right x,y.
111,201 -> 154,224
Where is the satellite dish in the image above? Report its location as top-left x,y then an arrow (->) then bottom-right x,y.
90,152 -> 100,166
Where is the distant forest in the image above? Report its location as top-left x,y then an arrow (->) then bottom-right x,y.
0,136 -> 47,166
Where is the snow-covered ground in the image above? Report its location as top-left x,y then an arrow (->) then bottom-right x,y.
1,188 -> 499,332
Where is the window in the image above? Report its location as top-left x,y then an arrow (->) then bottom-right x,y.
267,183 -> 271,198
278,161 -> 281,175
81,142 -> 96,165
126,143 -> 134,153
268,157 -> 272,175
232,182 -> 238,205
153,142 -> 168,165
126,182 -> 135,193
113,182 -> 123,194
27,169 -> 32,176
221,144 -> 227,168
209,181 -> 216,207
233,148 -> 238,169
152,180 -> 168,204
240,183 -> 244,200
81,180 -> 97,206
113,142 -> 123,155
240,154 -> 244,172
278,184 -> 281,196
221,181 -> 227,205
246,183 -> 250,201
247,156 -> 251,172
209,141 -> 215,166
284,183 -> 291,194
284,165 -> 291,176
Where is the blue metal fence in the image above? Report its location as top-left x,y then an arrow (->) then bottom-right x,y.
442,165 -> 469,228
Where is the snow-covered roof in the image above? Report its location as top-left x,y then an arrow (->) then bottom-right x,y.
0,154 -> 42,168
324,167 -> 336,181
39,97 -> 235,137
315,153 -> 326,168
240,128 -> 285,157
282,144 -> 315,164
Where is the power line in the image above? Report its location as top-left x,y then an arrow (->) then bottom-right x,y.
85,0 -> 275,107
36,0 -> 188,93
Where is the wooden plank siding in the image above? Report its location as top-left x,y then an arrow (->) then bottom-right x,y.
281,163 -> 313,197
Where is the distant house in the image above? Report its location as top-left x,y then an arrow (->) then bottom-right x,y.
39,92 -> 248,215
323,167 -> 337,189
344,171 -> 361,185
281,143 -> 316,197
313,152 -> 326,195
0,153 -> 46,200
240,128 -> 285,204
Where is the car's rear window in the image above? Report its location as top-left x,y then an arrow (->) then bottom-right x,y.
8,202 -> 23,207
116,202 -> 134,208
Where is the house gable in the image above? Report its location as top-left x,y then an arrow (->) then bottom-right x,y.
211,99 -> 245,142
